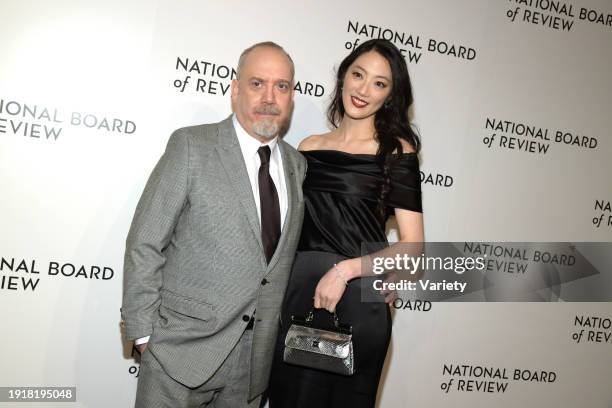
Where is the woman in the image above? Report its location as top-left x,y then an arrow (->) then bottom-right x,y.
269,39 -> 424,407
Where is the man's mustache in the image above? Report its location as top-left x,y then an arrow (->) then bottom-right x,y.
254,105 -> 280,115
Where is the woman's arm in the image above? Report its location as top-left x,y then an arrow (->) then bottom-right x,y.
314,208 -> 424,312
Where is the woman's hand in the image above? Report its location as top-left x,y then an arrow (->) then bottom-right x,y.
314,265 -> 349,313
379,271 -> 399,304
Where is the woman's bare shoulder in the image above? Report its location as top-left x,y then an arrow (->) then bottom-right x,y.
297,132 -> 333,151
398,137 -> 417,154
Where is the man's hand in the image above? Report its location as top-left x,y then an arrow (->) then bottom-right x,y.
135,342 -> 148,354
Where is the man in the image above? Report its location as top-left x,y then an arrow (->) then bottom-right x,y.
121,42 -> 306,407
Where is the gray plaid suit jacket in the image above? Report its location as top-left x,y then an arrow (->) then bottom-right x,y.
121,115 -> 306,399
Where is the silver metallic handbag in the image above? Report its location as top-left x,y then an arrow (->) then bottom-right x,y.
283,309 -> 354,375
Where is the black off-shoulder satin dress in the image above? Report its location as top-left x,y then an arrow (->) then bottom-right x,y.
269,150 -> 422,408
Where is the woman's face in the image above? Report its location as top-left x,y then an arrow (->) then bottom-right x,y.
341,50 -> 393,121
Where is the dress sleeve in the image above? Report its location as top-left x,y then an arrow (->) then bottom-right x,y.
386,155 -> 422,213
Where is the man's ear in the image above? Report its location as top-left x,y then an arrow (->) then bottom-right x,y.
230,79 -> 239,100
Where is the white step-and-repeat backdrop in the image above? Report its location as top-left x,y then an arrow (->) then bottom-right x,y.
1,0 -> 611,407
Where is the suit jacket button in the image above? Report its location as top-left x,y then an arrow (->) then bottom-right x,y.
242,315 -> 250,322
261,278 -> 268,285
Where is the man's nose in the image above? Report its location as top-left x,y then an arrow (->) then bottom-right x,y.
262,84 -> 276,103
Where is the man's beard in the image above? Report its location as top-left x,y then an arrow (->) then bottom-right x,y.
252,105 -> 281,139
252,118 -> 280,139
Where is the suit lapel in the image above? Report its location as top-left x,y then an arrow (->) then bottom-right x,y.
215,117 -> 264,254
215,116 -> 298,272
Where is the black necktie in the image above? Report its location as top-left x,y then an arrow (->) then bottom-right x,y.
257,146 -> 281,263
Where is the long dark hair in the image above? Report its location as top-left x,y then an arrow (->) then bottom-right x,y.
327,39 -> 421,223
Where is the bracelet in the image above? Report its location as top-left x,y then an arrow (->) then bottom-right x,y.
333,263 -> 349,286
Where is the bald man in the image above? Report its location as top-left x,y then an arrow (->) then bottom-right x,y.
121,42 -> 306,407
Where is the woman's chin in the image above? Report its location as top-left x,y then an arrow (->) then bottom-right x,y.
343,108 -> 378,121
